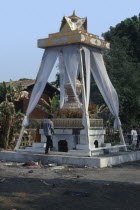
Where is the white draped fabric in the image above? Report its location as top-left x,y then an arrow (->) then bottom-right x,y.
90,47 -> 121,129
82,46 -> 91,113
62,46 -> 84,112
22,47 -> 59,127
59,53 -> 65,108
15,44 -> 124,150
59,52 -> 69,108
22,45 -> 121,129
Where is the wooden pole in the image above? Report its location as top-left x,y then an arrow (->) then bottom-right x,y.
79,47 -> 91,155
14,126 -> 25,151
118,126 -> 127,151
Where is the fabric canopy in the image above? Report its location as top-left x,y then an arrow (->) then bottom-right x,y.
22,47 -> 59,127
22,45 -> 121,129
15,44 -> 124,150
90,47 -> 121,128
62,46 -> 84,111
59,52 -> 66,108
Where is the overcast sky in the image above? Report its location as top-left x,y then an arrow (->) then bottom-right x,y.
0,0 -> 139,82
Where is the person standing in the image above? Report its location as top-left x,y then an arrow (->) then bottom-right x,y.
131,126 -> 138,150
43,115 -> 55,154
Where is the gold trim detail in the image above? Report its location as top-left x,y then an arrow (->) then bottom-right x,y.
38,30 -> 110,50
38,13 -> 110,51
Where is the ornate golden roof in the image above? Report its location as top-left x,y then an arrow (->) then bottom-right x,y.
38,12 -> 110,50
59,11 -> 87,32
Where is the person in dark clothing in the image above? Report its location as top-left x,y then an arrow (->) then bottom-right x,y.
43,115 -> 55,154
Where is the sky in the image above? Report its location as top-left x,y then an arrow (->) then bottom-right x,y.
0,0 -> 139,83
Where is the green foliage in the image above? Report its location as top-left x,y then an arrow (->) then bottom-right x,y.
36,94 -> 59,115
102,14 -> 140,126
50,94 -> 59,113
50,73 -> 60,88
0,81 -> 28,149
18,78 -> 31,81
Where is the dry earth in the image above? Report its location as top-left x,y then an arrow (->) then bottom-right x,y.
0,160 -> 140,209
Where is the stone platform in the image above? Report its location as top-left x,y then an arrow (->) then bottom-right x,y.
0,150 -> 140,168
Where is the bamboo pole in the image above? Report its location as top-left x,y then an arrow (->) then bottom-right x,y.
118,126 -> 127,151
79,47 -> 91,156
14,126 -> 25,151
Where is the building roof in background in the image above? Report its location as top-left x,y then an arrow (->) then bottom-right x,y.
0,79 -> 59,92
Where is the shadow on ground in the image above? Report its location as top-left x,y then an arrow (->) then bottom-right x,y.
0,177 -> 140,209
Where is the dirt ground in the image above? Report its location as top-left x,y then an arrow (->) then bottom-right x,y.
0,160 -> 140,210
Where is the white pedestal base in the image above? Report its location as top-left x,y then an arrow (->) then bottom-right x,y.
24,128 -> 109,156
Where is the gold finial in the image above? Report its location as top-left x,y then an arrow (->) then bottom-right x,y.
69,10 -> 79,19
72,10 -> 76,16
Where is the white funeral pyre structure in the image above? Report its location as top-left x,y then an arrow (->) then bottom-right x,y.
15,12 -> 127,156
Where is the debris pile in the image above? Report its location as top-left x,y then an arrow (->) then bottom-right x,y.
22,161 -> 41,169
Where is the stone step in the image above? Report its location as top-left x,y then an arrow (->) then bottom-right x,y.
101,143 -> 111,148
50,150 -> 91,157
76,144 -> 89,150
25,147 -> 45,154
76,144 -> 95,150
32,142 -> 46,148
23,146 -> 105,156
68,150 -> 91,156
91,150 -> 104,156
24,145 -> 104,156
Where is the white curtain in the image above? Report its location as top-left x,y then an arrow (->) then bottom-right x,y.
90,47 -> 121,128
82,47 -> 91,128
82,46 -> 91,113
15,44 -> 124,151
62,46 -> 84,112
22,47 -> 59,127
62,46 -> 90,130
59,52 -> 67,108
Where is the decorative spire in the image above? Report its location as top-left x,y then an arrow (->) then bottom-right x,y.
72,10 -> 76,17
69,10 -> 79,19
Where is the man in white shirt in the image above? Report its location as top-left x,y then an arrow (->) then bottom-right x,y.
131,126 -> 138,150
